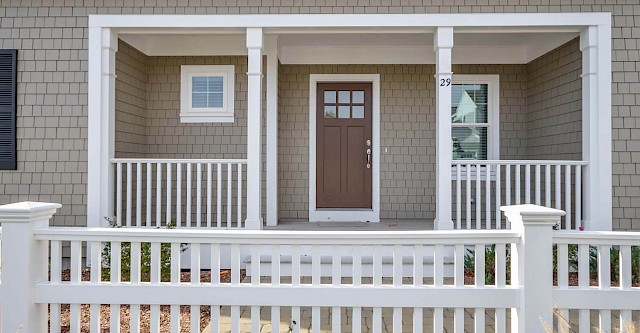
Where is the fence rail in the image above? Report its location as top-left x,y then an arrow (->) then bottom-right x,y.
112,158 -> 247,229
0,202 -> 639,333
452,160 -> 588,230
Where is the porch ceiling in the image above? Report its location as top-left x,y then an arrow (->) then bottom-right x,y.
119,31 -> 578,64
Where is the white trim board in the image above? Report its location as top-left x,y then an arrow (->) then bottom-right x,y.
309,74 -> 381,223
90,13 -> 610,30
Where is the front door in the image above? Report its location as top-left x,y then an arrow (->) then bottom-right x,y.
316,82 -> 372,209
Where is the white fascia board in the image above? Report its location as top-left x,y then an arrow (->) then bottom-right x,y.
279,45 -> 528,64
89,13 -> 610,30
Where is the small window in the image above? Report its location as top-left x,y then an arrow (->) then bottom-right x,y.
180,65 -> 235,123
451,75 -> 499,161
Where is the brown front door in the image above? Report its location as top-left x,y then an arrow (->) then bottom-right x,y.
317,82 -> 372,209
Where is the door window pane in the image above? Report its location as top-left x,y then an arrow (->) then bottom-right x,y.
352,105 -> 364,118
452,127 -> 487,160
338,91 -> 350,103
324,91 -> 336,104
352,91 -> 365,104
324,105 -> 336,118
338,106 -> 350,118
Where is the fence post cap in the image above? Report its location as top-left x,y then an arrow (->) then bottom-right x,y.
500,204 -> 566,225
0,201 -> 62,223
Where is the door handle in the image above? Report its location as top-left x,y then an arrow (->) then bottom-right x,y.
366,148 -> 371,169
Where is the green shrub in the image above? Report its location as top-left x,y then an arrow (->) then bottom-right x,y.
464,244 -> 511,285
100,218 -> 186,282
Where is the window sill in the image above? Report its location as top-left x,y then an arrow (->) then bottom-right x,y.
179,113 -> 234,123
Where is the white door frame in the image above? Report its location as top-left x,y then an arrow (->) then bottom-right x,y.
309,74 -> 381,222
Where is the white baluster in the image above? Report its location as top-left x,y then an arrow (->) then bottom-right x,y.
476,163 -> 482,229
495,164 -> 501,229
177,163 -> 182,228
466,163 -> 471,229
565,164 -> 572,229
156,163 -> 162,227
227,163 -> 233,227
525,164 -> 531,203
186,163 -> 192,227
197,163 -> 202,227
456,164 -> 461,229
116,162 -> 122,226
136,162 -> 141,227
238,163 -> 243,228
146,162 -> 151,227
207,163 -> 212,228
167,162 -> 172,226
217,163 -> 222,228
126,163 -> 132,227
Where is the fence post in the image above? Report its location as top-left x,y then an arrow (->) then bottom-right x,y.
0,201 -> 61,333
501,204 -> 565,333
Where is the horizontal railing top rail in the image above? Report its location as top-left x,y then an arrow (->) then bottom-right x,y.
451,160 -> 588,165
110,158 -> 247,164
34,227 -> 521,245
553,230 -> 640,245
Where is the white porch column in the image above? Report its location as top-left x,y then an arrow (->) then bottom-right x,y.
434,27 -> 454,230
245,28 -> 264,230
266,36 -> 279,227
87,26 -> 116,230
580,24 -> 612,231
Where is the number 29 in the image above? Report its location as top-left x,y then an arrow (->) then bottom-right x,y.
440,78 -> 451,87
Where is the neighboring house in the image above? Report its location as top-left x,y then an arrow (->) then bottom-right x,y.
0,2 -> 637,232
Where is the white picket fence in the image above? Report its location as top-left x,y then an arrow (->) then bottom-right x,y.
452,160 -> 588,230
0,202 -> 639,333
112,158 -> 247,228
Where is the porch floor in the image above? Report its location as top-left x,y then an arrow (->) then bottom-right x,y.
266,220 -> 435,231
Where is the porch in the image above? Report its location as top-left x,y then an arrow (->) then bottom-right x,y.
88,13 -> 612,232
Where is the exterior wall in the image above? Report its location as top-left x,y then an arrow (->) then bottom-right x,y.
279,64 -> 529,221
115,40 -> 148,158
145,56 -> 248,159
0,2 -> 636,230
526,38 -> 583,160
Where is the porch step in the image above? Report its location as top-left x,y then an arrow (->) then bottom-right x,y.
243,255 -> 455,278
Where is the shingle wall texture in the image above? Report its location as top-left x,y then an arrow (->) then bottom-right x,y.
526,38 -> 583,160
0,1 -> 636,230
115,40 -> 148,158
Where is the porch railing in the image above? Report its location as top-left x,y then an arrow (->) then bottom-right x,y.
452,160 -> 588,230
111,158 -> 247,228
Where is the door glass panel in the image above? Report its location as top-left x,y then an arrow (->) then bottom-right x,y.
352,91 -> 365,104
324,91 -> 336,104
352,105 -> 364,118
338,91 -> 350,103
324,105 -> 336,118
338,106 -> 350,118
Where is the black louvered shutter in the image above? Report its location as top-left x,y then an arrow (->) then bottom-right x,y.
0,50 -> 17,170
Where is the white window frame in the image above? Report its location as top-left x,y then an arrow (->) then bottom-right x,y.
451,74 -> 500,160
180,65 -> 235,123
451,74 -> 500,179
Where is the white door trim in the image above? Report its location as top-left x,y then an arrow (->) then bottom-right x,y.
309,74 -> 381,222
